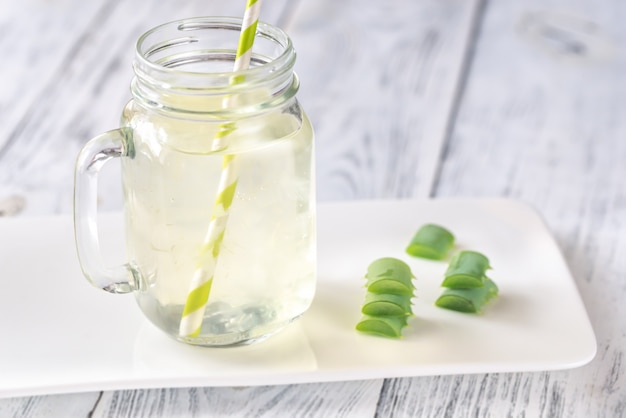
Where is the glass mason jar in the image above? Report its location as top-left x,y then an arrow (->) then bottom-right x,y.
74,17 -> 316,347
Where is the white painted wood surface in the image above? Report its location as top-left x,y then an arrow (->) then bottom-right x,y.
0,0 -> 624,416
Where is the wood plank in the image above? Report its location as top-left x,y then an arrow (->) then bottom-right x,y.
0,392 -> 101,418
0,0 -> 109,152
0,0 -> 110,213
92,381 -> 381,417
290,0 -> 481,201
377,0 -> 626,416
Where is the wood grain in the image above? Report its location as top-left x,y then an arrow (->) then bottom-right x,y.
0,392 -> 101,418
289,0 -> 481,201
92,381 -> 381,417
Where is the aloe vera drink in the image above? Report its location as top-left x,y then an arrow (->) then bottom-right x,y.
73,17 -> 316,347
120,99 -> 316,346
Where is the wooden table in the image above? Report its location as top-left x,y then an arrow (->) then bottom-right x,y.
1,0 -> 624,416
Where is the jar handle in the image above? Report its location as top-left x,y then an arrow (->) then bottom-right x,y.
73,127 -> 135,294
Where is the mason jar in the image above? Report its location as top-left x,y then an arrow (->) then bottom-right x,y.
74,17 -> 316,347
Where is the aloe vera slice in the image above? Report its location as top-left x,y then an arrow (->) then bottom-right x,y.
435,276 -> 499,313
365,257 -> 415,295
355,315 -> 409,338
442,250 -> 491,288
406,224 -> 455,260
362,292 -> 413,316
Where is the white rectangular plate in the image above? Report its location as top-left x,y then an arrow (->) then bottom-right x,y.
0,199 -> 596,398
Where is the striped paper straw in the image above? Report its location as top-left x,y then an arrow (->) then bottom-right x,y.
179,0 -> 263,338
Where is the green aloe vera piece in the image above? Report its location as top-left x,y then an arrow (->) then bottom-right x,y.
435,276 -> 499,313
442,250 -> 491,288
356,315 -> 409,338
362,292 -> 413,316
365,257 -> 415,295
406,224 -> 455,260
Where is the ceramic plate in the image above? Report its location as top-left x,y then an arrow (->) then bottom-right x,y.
0,199 -> 596,398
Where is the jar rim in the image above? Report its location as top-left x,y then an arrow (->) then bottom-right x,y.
131,16 -> 299,117
135,16 -> 295,82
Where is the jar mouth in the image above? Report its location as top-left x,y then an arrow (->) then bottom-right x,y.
134,16 -> 296,91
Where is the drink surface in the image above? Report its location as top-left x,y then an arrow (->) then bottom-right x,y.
120,99 -> 316,346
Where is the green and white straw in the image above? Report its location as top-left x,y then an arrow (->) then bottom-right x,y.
178,0 -> 263,338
